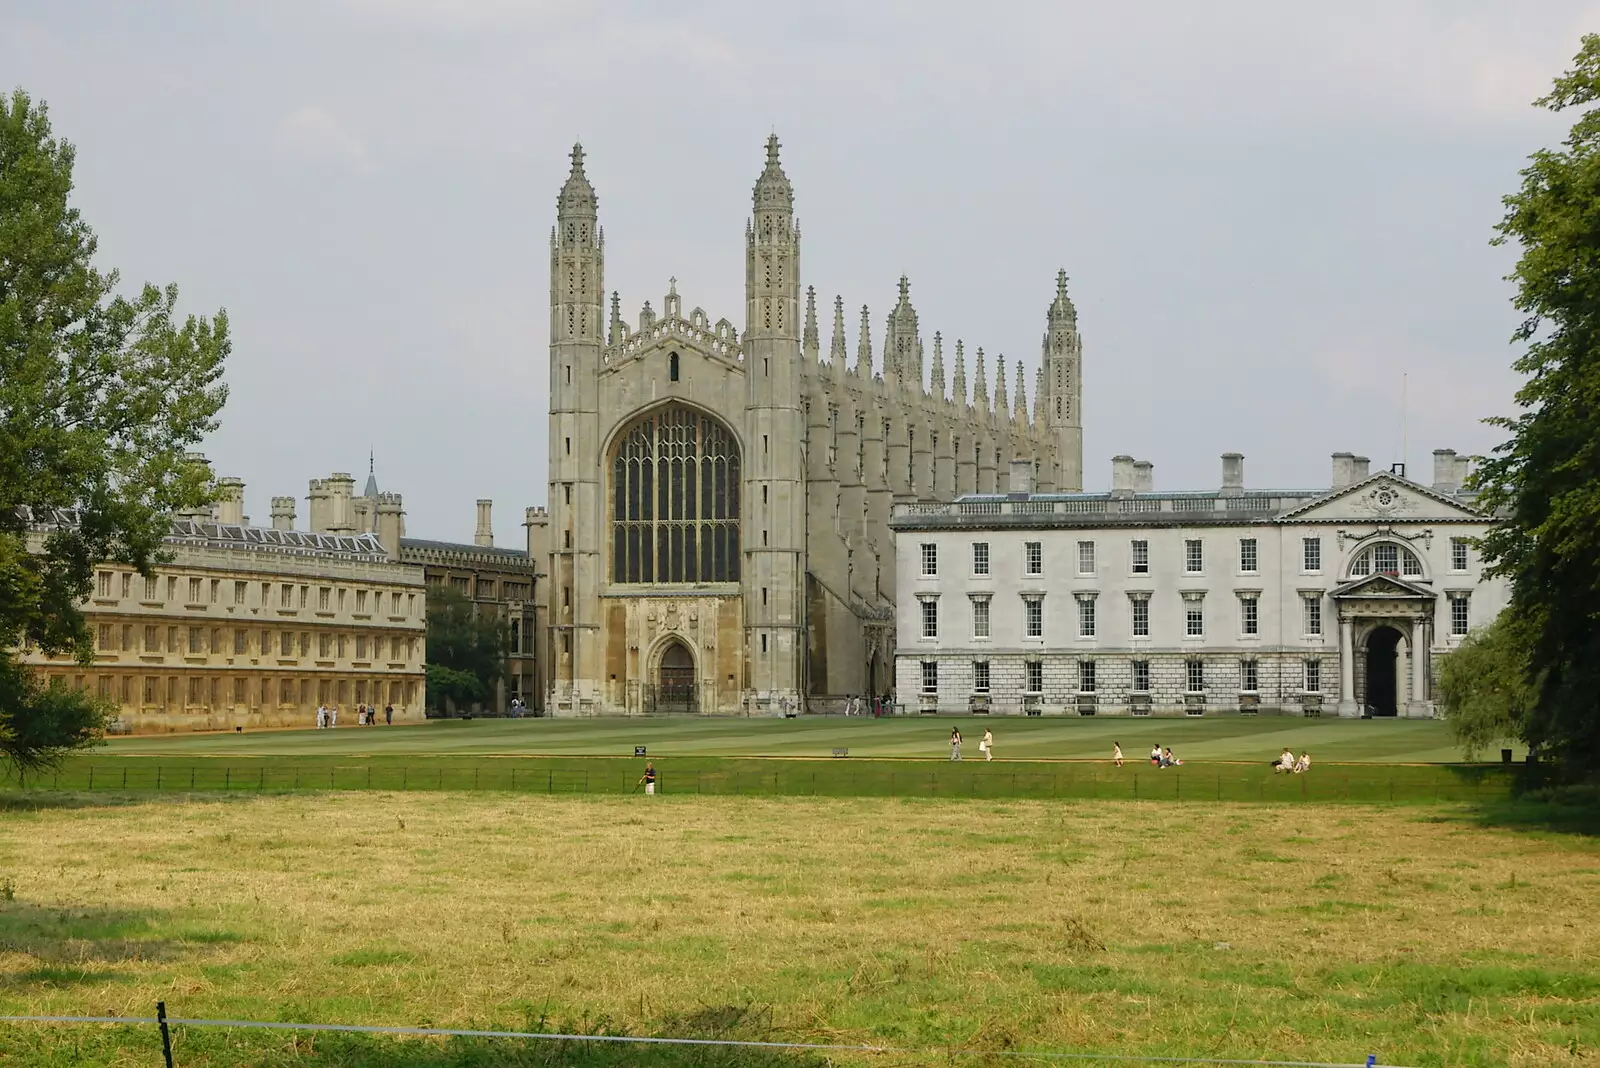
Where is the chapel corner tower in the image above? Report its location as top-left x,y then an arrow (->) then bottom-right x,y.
548,142 -> 606,711
1042,269 -> 1084,492
743,134 -> 806,704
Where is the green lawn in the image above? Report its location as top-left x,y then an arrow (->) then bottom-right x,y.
1,716 -> 1516,804
100,713 -> 1499,764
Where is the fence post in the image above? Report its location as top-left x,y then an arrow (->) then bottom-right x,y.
1388,777 -> 1394,802
1133,773 -> 1138,799
156,1001 -> 174,1068
190,767 -> 195,790
474,768 -> 479,791
259,767 -> 264,791
122,768 -> 127,789
402,767 -> 407,790
225,767 -> 230,791
1216,774 -> 1221,801
547,769 -> 552,794
511,768 -> 517,791
156,766 -> 162,791
367,767 -> 371,789
88,766 -> 93,790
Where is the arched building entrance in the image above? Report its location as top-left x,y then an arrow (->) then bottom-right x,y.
1332,571 -> 1437,718
1364,625 -> 1402,717
654,639 -> 697,713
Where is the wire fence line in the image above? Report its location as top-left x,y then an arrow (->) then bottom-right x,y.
0,1011 -> 1412,1068
0,761 -> 1512,804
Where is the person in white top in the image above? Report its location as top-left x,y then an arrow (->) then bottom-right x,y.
1274,748 -> 1295,773
1294,751 -> 1312,773
315,704 -> 326,729
980,729 -> 994,761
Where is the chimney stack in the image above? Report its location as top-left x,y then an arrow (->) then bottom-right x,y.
216,477 -> 245,525
1432,448 -> 1470,494
326,473 -> 356,533
524,506 -> 549,562
475,499 -> 494,547
1352,455 -> 1370,481
1007,459 -> 1034,496
1132,460 -> 1153,494
271,497 -> 296,531
1331,452 -> 1356,489
1110,455 -> 1135,499
376,493 -> 406,561
1220,453 -> 1244,498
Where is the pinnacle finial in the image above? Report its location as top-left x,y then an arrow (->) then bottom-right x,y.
570,142 -> 586,175
368,448 -> 374,476
898,275 -> 910,303
766,133 -> 781,166
668,276 -> 677,296
1056,268 -> 1069,299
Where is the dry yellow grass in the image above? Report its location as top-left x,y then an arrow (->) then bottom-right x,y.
1,793 -> 1596,1067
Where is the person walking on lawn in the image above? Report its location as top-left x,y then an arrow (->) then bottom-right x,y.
980,728 -> 994,761
950,727 -> 963,761
638,762 -> 657,795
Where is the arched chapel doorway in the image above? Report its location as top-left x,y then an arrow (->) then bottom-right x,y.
656,640 -> 697,713
1365,626 -> 1402,717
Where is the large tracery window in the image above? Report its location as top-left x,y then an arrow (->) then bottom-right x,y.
612,405 -> 741,584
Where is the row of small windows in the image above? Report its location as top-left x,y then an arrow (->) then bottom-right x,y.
40,672 -> 416,710
923,537 -> 1472,579
84,623 -> 417,662
922,657 -> 1325,695
920,592 -> 1470,640
94,571 -> 417,616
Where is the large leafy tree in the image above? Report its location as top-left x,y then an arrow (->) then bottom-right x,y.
0,89 -> 229,774
1478,36 -> 1600,775
424,586 -> 508,713
1435,614 -> 1539,760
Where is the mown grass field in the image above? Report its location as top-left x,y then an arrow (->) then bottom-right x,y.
1,791 -> 1595,1067
0,717 -> 1517,805
99,714 -> 1492,763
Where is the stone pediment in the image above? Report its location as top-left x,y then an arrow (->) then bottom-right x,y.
1277,472 -> 1488,524
1330,572 -> 1436,601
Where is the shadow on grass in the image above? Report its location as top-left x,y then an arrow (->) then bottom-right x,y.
0,900 -> 248,973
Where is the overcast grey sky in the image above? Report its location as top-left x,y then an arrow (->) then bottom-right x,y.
3,1 -> 1590,543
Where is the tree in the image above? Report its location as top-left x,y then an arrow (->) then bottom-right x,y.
0,89 -> 229,775
1475,35 -> 1600,776
1436,614 -> 1539,760
1476,36 -> 1600,776
423,586 -> 508,713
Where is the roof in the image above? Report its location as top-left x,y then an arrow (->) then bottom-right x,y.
889,472 -> 1491,532
26,508 -> 397,562
400,537 -> 537,567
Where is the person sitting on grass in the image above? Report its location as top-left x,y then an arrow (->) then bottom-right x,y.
1294,751 -> 1312,774
1160,747 -> 1183,768
1273,747 -> 1295,773
1150,743 -> 1162,767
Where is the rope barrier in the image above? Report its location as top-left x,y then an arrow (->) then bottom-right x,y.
0,1012 -> 1408,1067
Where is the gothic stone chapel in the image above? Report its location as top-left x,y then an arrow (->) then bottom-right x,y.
546,138 -> 1079,714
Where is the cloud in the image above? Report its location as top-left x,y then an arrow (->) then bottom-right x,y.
273,106 -> 372,171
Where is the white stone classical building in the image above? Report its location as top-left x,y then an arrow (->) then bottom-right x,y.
544,138 -> 1080,714
892,450 -> 1508,717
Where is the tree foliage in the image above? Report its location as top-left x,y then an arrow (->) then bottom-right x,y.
1477,36 -> 1600,775
0,89 -> 229,772
424,586 -> 508,712
1435,614 -> 1539,760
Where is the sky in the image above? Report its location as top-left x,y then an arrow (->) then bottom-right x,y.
3,1 -> 1593,545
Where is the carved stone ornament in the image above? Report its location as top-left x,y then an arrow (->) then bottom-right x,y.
664,602 -> 681,631
1352,485 -> 1416,519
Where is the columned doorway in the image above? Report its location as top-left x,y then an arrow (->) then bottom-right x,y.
1331,572 -> 1437,718
1364,625 -> 1402,717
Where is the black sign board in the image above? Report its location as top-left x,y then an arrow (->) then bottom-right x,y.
634,746 -> 647,757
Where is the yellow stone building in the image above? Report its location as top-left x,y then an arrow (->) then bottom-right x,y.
21,500 -> 427,734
